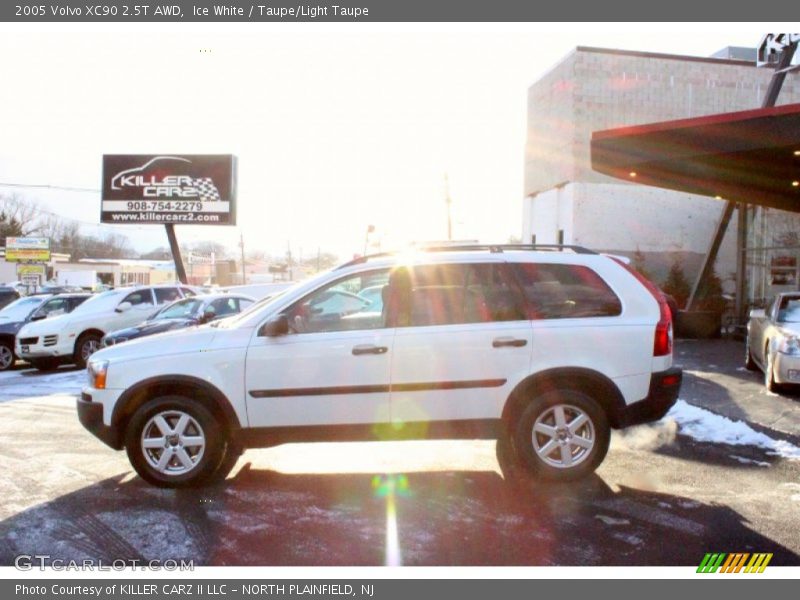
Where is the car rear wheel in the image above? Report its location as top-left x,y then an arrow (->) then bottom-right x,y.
125,395 -> 225,488
510,389 -> 610,482
0,341 -> 15,371
74,333 -> 102,368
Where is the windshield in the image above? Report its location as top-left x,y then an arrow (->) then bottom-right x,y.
69,290 -> 122,315
0,296 -> 47,321
778,298 -> 800,323
154,298 -> 203,320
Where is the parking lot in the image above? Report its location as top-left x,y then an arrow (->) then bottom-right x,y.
1,339 -> 799,567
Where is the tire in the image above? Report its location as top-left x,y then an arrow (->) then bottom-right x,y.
744,336 -> 757,371
764,345 -> 781,394
511,389 -> 610,482
73,333 -> 102,368
125,395 -> 226,488
208,440 -> 244,484
0,341 -> 15,372
29,357 -> 59,371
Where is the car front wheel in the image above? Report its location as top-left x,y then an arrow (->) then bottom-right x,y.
0,341 -> 15,371
511,389 -> 610,482
764,345 -> 781,393
125,396 -> 225,488
74,333 -> 102,368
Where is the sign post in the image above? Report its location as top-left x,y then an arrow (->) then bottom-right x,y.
101,154 -> 237,284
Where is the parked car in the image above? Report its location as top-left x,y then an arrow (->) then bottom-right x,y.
0,293 -> 91,371
0,286 -> 21,310
16,284 -> 198,370
78,245 -> 681,488
102,294 -> 255,347
745,292 -> 800,392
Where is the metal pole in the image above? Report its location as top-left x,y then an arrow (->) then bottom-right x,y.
239,231 -> 246,285
164,224 -> 187,284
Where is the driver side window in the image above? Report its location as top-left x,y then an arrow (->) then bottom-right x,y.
285,269 -> 390,334
122,290 -> 153,306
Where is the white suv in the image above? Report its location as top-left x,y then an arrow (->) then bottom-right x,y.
78,246 -> 681,487
17,284 -> 196,370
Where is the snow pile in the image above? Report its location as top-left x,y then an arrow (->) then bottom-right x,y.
667,400 -> 800,460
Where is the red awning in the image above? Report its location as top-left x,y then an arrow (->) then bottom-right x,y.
591,103 -> 800,212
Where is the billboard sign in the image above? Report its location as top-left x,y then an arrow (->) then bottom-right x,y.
17,263 -> 46,287
5,237 -> 51,262
101,155 -> 237,225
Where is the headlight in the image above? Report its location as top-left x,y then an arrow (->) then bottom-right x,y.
777,336 -> 800,356
87,360 -> 109,389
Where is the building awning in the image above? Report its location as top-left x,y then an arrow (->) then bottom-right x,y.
591,103 -> 800,212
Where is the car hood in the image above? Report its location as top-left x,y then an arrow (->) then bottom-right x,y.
0,320 -> 24,334
17,313 -> 71,336
777,323 -> 800,337
92,325 -> 218,363
110,318 -> 196,338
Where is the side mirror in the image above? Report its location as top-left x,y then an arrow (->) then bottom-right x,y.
259,314 -> 289,337
749,308 -> 766,320
115,302 -> 132,313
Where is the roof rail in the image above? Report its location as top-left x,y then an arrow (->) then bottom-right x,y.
335,244 -> 597,270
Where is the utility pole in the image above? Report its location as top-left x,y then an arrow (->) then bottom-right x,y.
239,231 -> 246,285
445,173 -> 453,241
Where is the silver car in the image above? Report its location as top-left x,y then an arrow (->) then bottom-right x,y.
746,292 -> 800,392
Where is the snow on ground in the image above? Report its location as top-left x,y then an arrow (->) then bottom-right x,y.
0,368 -> 85,402
667,399 -> 800,460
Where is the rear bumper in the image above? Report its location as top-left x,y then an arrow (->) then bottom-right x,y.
617,367 -> 682,428
77,393 -> 122,450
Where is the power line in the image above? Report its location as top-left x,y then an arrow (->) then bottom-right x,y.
0,181 -> 100,193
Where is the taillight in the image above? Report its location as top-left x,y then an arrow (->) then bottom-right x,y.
611,258 -> 673,357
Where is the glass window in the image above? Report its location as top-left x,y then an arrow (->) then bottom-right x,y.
514,263 -> 622,319
208,297 -> 239,318
180,287 -> 197,297
402,263 -> 526,327
239,298 -> 254,310
122,289 -> 153,306
156,298 -> 203,320
155,287 -> 181,305
39,297 -> 70,317
286,269 -> 390,334
777,296 -> 800,323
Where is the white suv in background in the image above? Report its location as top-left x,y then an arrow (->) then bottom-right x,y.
17,284 -> 197,370
78,245 -> 681,488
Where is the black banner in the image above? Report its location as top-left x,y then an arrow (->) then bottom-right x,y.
3,0 -> 798,22
101,154 -> 236,225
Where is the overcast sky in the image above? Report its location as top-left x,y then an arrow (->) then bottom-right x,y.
0,23 -> 782,260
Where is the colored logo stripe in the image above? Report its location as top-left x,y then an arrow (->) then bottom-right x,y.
697,552 -> 773,573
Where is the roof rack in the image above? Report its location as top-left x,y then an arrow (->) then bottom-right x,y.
335,244 -> 597,270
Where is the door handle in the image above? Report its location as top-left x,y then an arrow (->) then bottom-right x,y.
492,337 -> 528,348
352,344 -> 389,356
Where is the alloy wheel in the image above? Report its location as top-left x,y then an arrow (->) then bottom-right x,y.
140,410 -> 206,475
531,404 -> 596,469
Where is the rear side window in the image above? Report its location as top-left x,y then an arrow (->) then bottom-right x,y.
155,287 -> 182,304
514,263 -> 622,319
402,263 -> 527,327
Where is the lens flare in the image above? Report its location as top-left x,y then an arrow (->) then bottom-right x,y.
372,474 -> 410,566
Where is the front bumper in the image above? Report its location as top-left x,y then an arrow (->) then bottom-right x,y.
773,352 -> 800,385
77,393 -> 122,450
616,367 -> 682,428
16,335 -> 71,359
